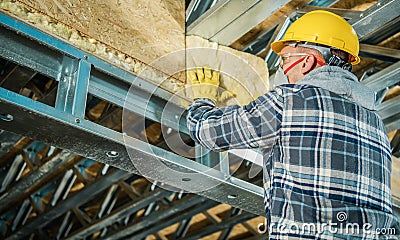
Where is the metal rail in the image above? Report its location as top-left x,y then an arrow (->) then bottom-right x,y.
0,12 -> 264,221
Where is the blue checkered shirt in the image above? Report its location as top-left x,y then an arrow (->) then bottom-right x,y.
187,69 -> 400,239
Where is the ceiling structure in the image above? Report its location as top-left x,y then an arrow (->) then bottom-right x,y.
0,0 -> 399,239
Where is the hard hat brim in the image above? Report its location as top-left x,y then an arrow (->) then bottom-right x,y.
270,40 -> 285,55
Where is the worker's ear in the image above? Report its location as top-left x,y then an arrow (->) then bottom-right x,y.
300,55 -> 316,74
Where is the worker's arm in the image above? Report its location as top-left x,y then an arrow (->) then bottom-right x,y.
186,90 -> 283,151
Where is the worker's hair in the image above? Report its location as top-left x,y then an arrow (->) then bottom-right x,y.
288,41 -> 353,71
285,41 -> 352,72
296,46 -> 325,58
330,48 -> 351,63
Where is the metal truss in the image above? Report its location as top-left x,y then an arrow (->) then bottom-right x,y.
187,0 -> 300,46
0,10 -> 266,240
0,131 -> 264,239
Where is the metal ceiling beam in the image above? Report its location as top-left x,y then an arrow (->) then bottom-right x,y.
186,0 -> 197,22
55,56 -> 90,118
110,196 -> 218,240
379,95 -> 400,133
359,44 -> 400,63
97,184 -> 120,219
360,61 -> 400,133
264,17 -> 292,70
0,151 -> 78,215
0,87 -> 264,214
297,6 -> 361,20
181,211 -> 256,240
187,0 -> 304,46
0,65 -> 37,93
378,96 -> 400,123
217,208 -> 241,240
175,217 -> 193,238
349,0 -> 400,43
186,0 -> 219,27
51,169 -> 77,206
66,189 -> 172,239
6,169 -> 131,240
308,0 -> 339,6
55,211 -> 73,239
0,135 -> 33,169
385,117 -> 400,135
88,67 -> 188,135
187,0 -> 261,40
0,154 -> 26,194
362,61 -> 400,92
297,0 -> 400,45
0,25 -> 61,80
0,103 -> 121,216
0,131 -> 22,156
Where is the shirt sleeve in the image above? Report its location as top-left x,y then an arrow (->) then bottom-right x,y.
186,90 -> 284,152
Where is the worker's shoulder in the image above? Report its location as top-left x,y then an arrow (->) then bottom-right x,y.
272,84 -> 321,96
272,84 -> 344,104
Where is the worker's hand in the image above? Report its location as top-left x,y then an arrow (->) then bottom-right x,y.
187,67 -> 234,104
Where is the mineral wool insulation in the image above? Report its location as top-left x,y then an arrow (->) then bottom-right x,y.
0,0 -> 269,108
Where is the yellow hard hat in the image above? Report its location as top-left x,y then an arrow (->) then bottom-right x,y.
271,10 -> 360,64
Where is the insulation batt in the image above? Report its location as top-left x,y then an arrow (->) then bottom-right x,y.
0,0 -> 172,89
186,36 -> 269,107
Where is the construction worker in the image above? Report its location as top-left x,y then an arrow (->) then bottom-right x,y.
186,10 -> 399,238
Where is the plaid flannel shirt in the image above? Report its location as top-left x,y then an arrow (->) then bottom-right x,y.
187,77 -> 400,239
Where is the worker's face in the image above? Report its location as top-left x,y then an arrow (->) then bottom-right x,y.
279,45 -> 320,84
279,45 -> 306,84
